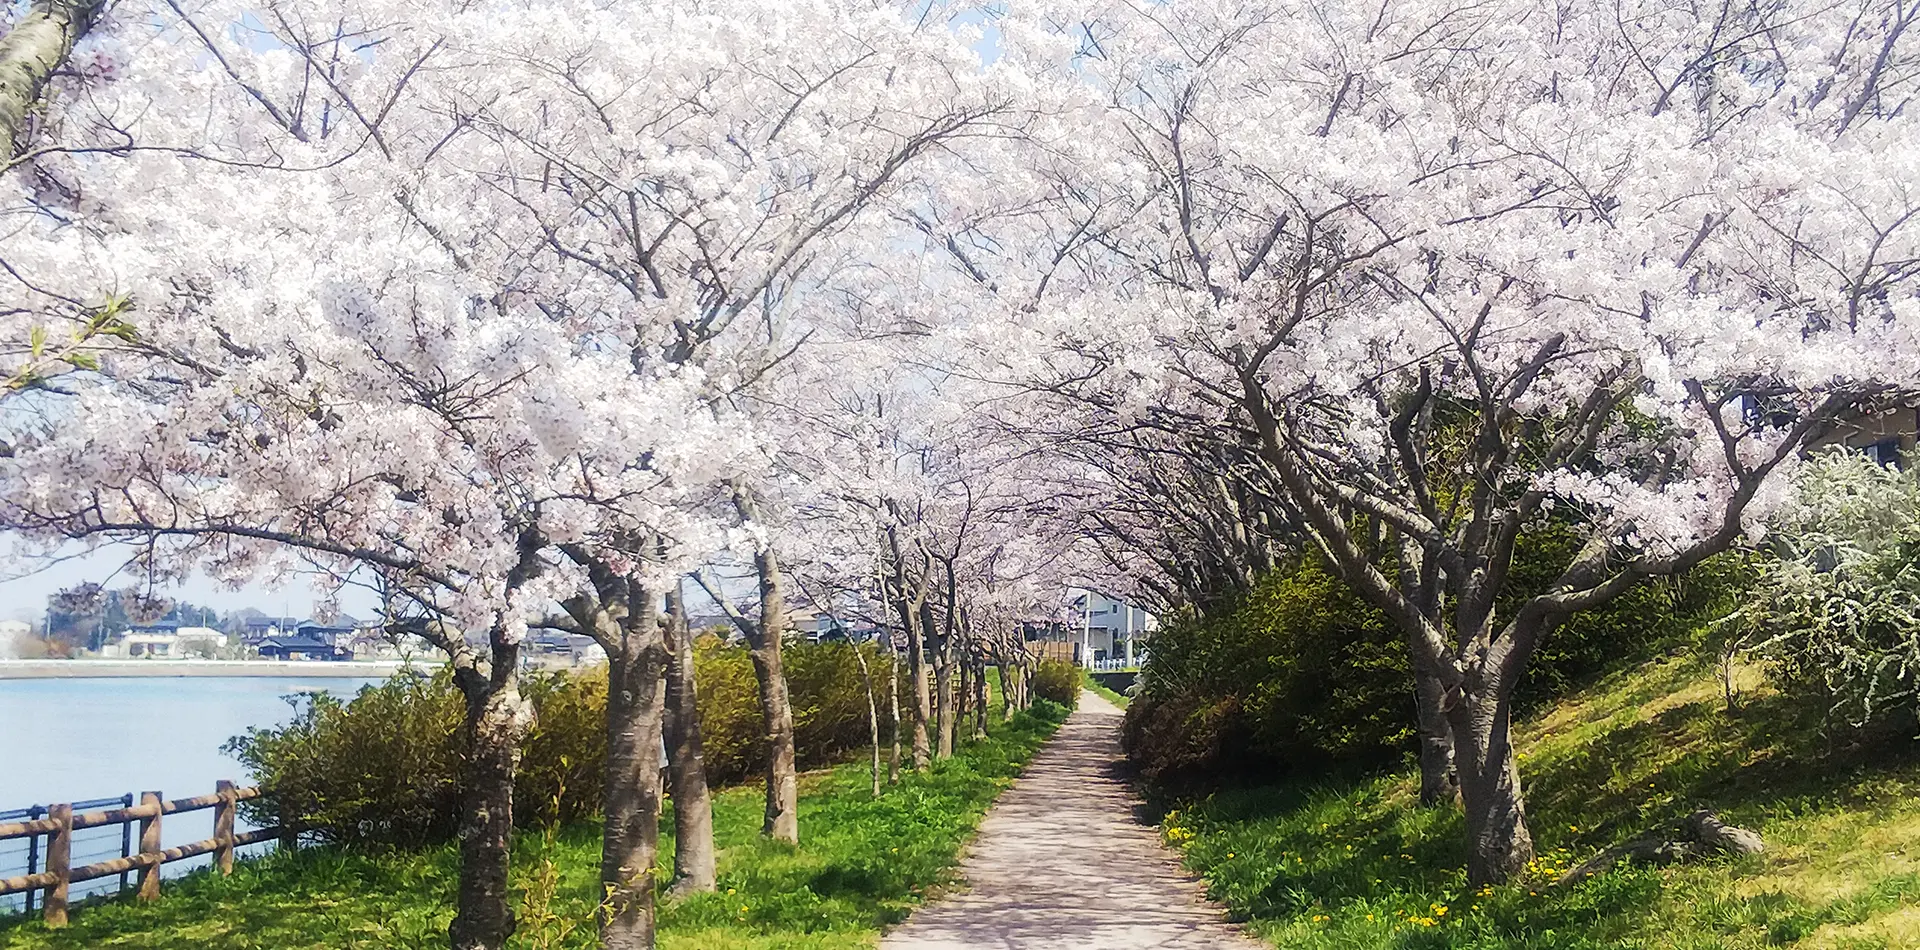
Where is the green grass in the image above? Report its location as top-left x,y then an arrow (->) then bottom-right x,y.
0,701 -> 1068,950
1083,671 -> 1131,709
1159,656 -> 1920,949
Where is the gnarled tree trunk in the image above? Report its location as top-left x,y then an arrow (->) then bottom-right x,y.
1413,665 -> 1457,806
997,661 -> 1015,721
448,659 -> 533,950
934,646 -> 955,758
597,607 -> 669,950
972,654 -> 989,738
1449,677 -> 1533,886
905,602 -> 933,770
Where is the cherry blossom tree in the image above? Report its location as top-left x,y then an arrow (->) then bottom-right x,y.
3,2 -> 1031,947
992,0 -> 1920,883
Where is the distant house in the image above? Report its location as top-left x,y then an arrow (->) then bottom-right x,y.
1807,404 -> 1920,467
810,613 -> 879,642
240,616 -> 301,645
1066,589 -> 1154,669
525,631 -> 603,666
256,635 -> 351,661
120,623 -> 180,658
173,625 -> 225,652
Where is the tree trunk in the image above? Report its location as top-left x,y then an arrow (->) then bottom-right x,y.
1449,683 -> 1534,885
997,662 -> 1015,722
956,657 -> 972,727
940,652 -> 960,756
0,0 -> 103,161
662,587 -> 715,896
750,547 -> 800,844
852,640 -> 882,797
1413,665 -> 1458,806
972,656 -> 988,739
598,626 -> 669,950
930,604 -> 954,761
449,671 -> 533,950
934,568 -> 957,759
905,606 -> 932,771
887,639 -> 903,784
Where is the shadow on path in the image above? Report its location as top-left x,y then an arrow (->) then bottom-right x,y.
881,691 -> 1264,949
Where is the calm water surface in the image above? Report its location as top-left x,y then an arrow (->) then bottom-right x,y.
0,676 -> 377,909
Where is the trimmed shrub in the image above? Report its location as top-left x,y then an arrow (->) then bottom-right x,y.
1029,658 -> 1082,708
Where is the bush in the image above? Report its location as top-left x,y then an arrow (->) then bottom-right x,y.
517,667 -> 609,825
227,668 -> 464,846
1028,696 -> 1073,724
1029,658 -> 1083,707
694,636 -> 884,787
1740,452 -> 1920,730
1125,536 -> 1750,788
232,635 -> 889,843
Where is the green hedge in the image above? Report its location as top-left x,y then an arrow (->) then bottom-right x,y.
231,635 -> 894,844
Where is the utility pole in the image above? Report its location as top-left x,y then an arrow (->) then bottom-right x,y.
1079,591 -> 1091,670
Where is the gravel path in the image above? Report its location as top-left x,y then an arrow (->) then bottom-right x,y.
880,690 -> 1264,950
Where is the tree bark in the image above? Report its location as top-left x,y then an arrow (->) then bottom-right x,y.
449,664 -> 533,950
662,586 -> 715,895
749,545 -> 800,844
935,646 -> 955,758
852,640 -> 882,796
905,602 -> 932,771
885,526 -> 933,770
887,637 -> 903,784
1449,682 -> 1534,886
972,655 -> 989,739
934,567 -> 957,759
0,0 -> 103,162
695,527 -> 801,845
598,608 -> 669,950
1413,665 -> 1458,806
997,662 -> 1015,721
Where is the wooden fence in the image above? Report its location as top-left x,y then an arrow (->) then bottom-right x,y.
0,781 -> 286,928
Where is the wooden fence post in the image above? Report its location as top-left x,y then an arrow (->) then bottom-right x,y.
214,781 -> 237,876
43,802 -> 71,928
137,791 -> 163,900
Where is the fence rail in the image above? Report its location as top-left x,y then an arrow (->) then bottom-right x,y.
0,781 -> 284,929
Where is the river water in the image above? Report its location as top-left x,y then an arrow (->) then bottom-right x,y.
0,676 -> 378,911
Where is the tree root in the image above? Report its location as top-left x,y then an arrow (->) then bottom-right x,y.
1560,810 -> 1763,885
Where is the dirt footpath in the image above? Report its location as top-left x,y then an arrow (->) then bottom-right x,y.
880,690 -> 1264,950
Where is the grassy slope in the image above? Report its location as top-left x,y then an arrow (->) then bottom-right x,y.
1083,672 -> 1131,709
1162,657 -> 1920,949
0,703 -> 1065,950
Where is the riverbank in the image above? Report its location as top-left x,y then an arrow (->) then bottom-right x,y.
0,700 -> 1072,949
0,659 -> 427,679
